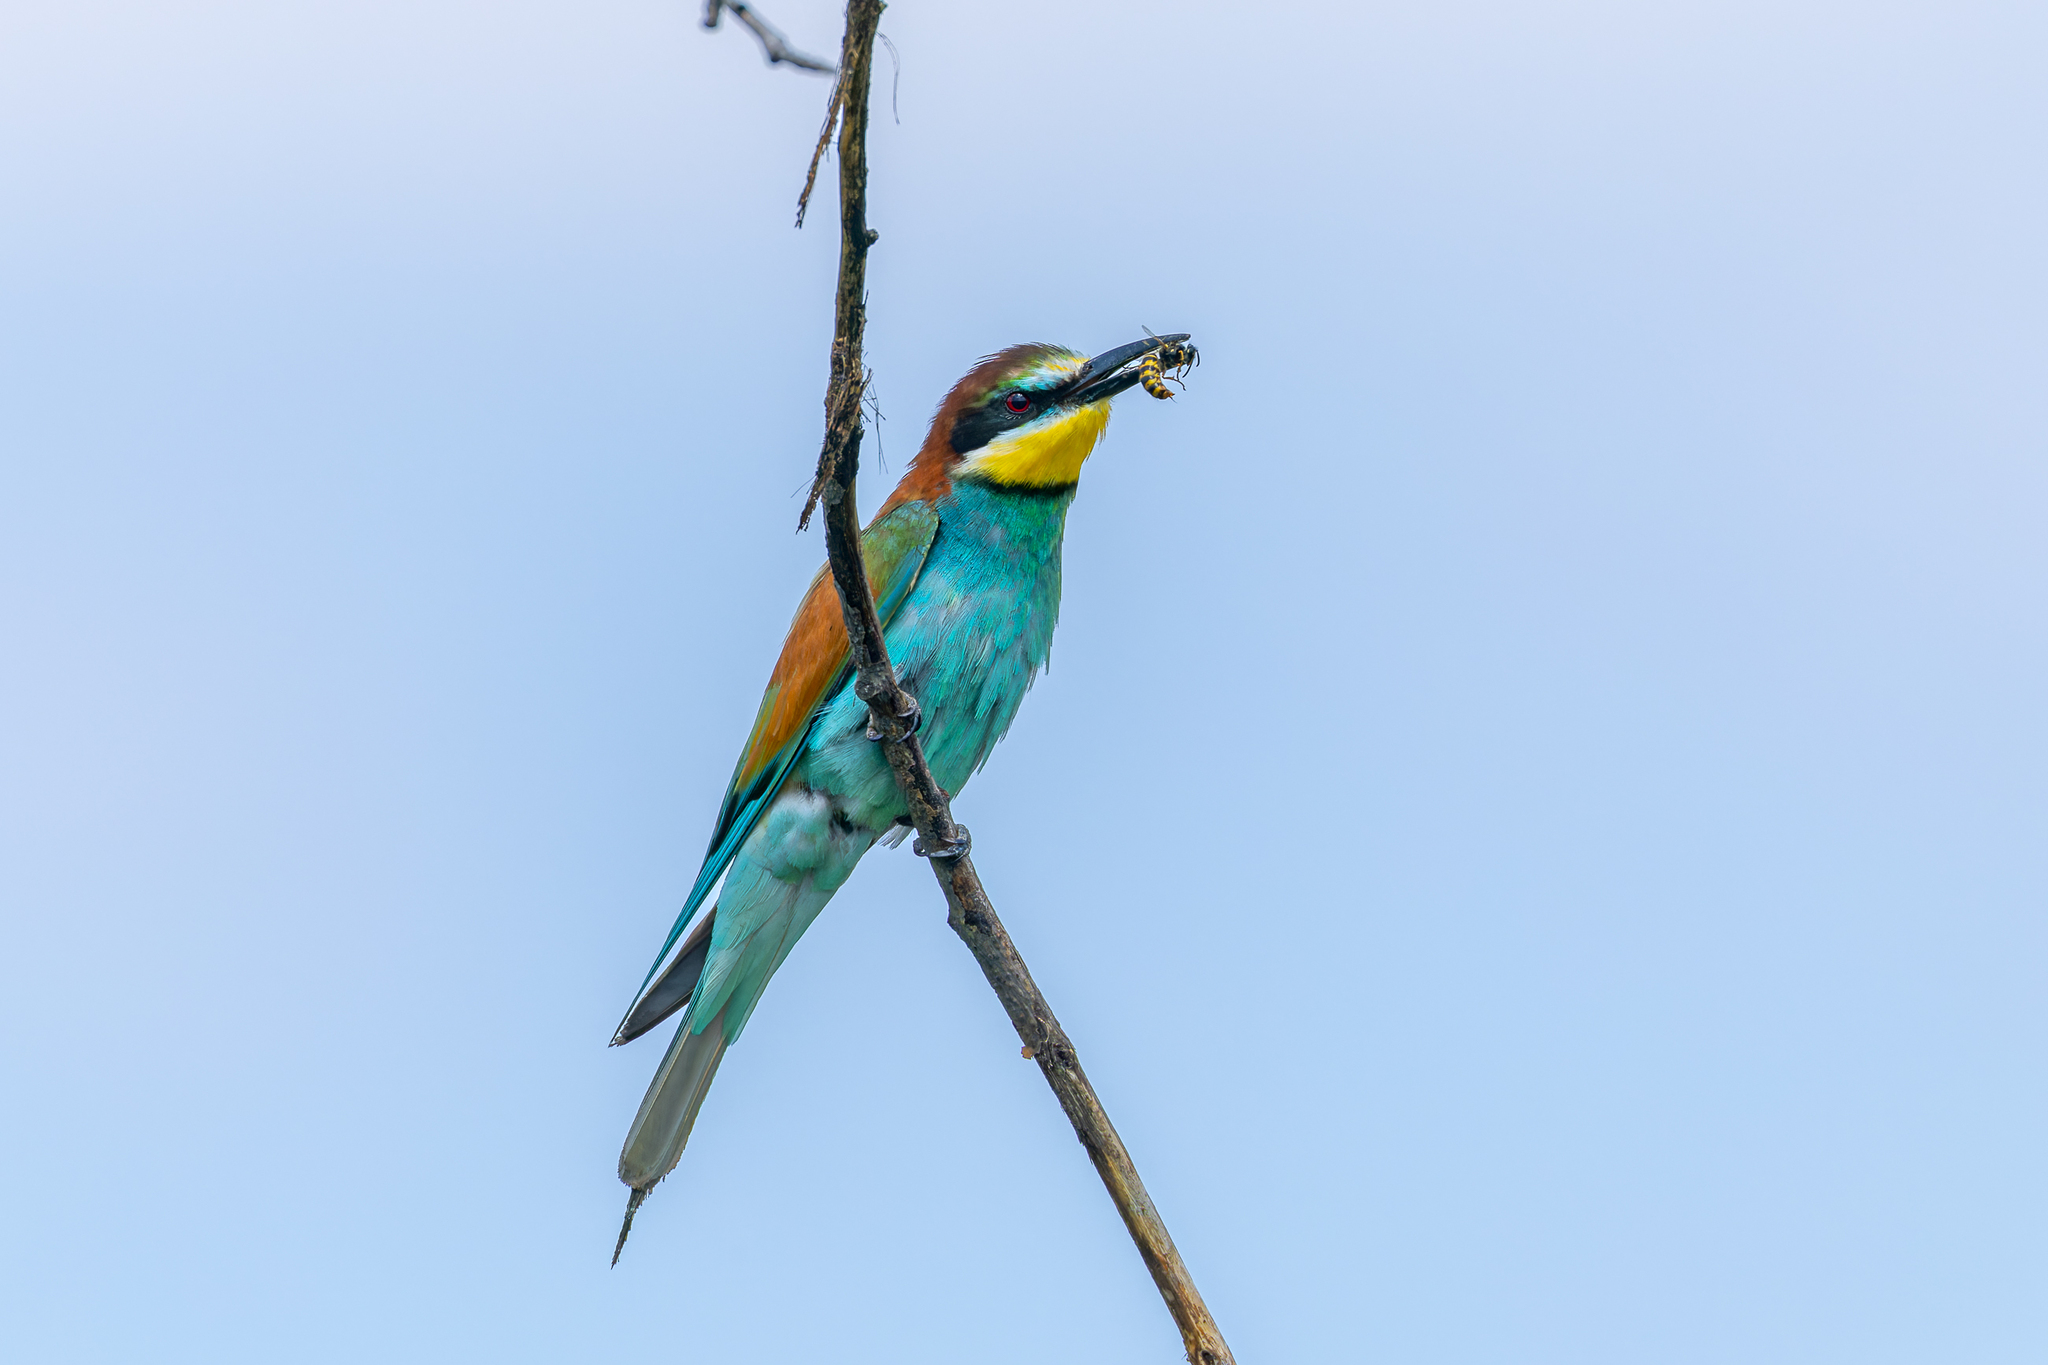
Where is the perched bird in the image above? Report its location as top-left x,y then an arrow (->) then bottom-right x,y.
610,334 -> 1189,1257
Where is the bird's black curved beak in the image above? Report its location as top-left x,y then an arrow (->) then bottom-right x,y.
1061,333 -> 1192,405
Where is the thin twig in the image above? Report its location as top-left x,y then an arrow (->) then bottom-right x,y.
794,70 -> 844,230
701,0 -> 836,73
878,33 -> 902,123
799,6 -> 1237,1362
796,0 -> 882,528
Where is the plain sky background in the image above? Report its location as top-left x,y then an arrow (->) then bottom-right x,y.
2,1 -> 2043,1360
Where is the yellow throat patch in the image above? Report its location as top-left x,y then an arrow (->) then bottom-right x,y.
961,402 -> 1111,488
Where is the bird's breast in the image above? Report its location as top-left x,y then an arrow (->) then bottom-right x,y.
802,483 -> 1077,820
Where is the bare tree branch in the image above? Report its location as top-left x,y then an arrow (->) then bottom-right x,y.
701,0 -> 835,74
795,6 -> 1238,1362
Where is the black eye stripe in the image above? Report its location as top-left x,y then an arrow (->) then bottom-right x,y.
951,388 -> 1048,454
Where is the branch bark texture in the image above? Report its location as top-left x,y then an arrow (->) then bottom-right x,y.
800,7 -> 1237,1363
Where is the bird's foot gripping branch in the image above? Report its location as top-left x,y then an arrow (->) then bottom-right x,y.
911,825 -> 970,860
859,684 -> 921,741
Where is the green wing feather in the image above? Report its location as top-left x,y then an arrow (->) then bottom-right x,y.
625,501 -> 941,1006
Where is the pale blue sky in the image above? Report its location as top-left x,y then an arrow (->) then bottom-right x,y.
2,2 -> 2043,1361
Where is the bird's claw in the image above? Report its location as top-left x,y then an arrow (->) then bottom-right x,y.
865,694 -> 923,742
913,824 -> 971,860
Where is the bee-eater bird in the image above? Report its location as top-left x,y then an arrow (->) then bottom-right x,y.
610,334 -> 1188,1250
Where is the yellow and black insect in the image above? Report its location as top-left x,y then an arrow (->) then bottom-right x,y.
1137,351 -> 1171,399
1138,333 -> 1200,400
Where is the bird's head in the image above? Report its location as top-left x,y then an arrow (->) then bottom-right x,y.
886,335 -> 1190,505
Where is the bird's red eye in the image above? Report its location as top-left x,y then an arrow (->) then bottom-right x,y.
1004,392 -> 1032,414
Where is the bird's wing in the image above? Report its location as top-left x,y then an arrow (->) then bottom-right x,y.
625,499 -> 941,1005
